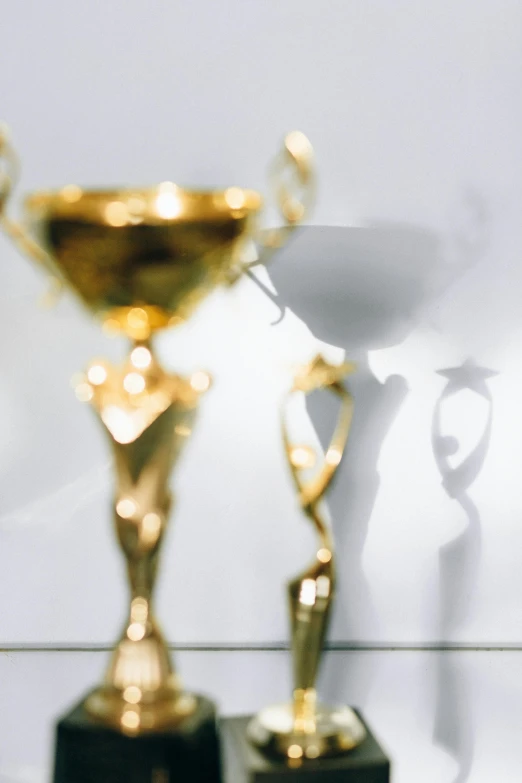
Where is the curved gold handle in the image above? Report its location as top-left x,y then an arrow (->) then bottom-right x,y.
282,356 -> 355,532
245,130 -> 316,273
0,124 -> 61,294
0,123 -> 17,213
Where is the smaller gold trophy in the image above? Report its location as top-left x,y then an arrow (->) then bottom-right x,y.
247,356 -> 367,763
0,125 -> 315,783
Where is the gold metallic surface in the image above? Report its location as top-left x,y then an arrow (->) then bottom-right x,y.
23,184 -> 262,335
0,125 -> 315,734
250,130 -> 315,269
248,702 -> 366,759
76,346 -> 204,732
0,125 -> 315,335
248,356 -> 366,758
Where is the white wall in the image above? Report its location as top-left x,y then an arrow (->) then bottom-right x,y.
1,0 -> 521,676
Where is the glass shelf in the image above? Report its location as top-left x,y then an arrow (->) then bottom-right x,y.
0,648 -> 520,782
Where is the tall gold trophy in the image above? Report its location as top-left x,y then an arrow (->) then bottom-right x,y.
247,356 -> 366,760
224,348 -> 391,779
0,126 -> 314,783
222,364 -> 390,780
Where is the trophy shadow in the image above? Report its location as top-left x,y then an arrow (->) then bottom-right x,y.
431,362 -> 495,782
257,214 -> 486,708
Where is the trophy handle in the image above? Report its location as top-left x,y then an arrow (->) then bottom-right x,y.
244,130 -> 316,272
0,125 -> 61,294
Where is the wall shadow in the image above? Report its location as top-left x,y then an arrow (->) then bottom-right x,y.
432,360 -> 495,781
250,216 -> 483,706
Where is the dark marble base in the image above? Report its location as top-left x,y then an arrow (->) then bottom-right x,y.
53,692 -> 222,783
221,712 -> 390,782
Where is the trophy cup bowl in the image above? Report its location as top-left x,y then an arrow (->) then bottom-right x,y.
0,127 -> 315,783
24,183 -> 263,337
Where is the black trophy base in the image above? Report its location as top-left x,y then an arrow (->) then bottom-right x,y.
53,692 -> 222,783
221,712 -> 390,783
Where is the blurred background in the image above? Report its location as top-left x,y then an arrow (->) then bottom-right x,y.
1,2 -> 522,781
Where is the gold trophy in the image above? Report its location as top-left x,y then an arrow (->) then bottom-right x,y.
0,125 -> 314,783
246,356 -> 367,762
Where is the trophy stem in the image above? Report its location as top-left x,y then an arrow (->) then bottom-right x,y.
292,687 -> 318,736
288,521 -> 334,700
81,338 -> 203,733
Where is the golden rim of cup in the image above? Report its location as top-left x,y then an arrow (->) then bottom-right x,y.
24,183 -> 263,227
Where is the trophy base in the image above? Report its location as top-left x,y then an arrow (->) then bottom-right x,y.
247,703 -> 366,758
222,713 -> 390,782
53,691 -> 222,783
84,684 -> 197,733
